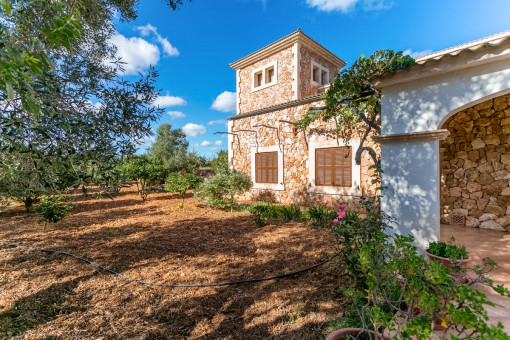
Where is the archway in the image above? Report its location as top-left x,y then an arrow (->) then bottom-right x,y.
439,94 -> 510,231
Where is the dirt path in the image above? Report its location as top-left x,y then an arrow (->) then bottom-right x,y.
0,191 -> 346,339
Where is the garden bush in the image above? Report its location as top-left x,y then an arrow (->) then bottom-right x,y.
34,196 -> 74,229
303,205 -> 337,227
164,172 -> 202,208
194,171 -> 251,211
248,202 -> 302,227
121,155 -> 165,200
427,236 -> 468,260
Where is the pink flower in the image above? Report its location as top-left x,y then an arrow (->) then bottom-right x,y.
338,205 -> 346,211
337,211 -> 346,218
332,219 -> 339,224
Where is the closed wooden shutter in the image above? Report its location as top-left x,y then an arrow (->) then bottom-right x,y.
255,152 -> 278,183
315,147 -> 351,187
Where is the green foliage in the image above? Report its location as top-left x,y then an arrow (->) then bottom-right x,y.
121,155 -> 164,200
148,123 -> 188,163
427,237 -> 469,261
194,171 -> 251,211
164,172 -> 202,208
0,0 -> 190,209
333,199 -> 391,289
303,205 -> 337,227
208,150 -> 229,174
346,230 -> 510,339
162,147 -> 207,174
34,195 -> 73,226
297,50 -> 414,132
248,202 -> 302,227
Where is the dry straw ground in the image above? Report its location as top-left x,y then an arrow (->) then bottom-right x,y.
0,191 -> 347,339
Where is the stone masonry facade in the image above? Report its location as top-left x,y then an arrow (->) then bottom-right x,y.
440,94 -> 510,231
230,101 -> 378,208
229,31 -> 378,208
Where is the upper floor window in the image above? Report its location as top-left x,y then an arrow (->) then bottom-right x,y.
252,61 -> 277,91
311,61 -> 329,86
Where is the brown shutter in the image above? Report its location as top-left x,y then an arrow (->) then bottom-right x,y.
315,146 -> 352,187
255,152 -> 278,184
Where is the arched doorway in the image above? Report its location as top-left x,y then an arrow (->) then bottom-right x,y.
439,94 -> 510,231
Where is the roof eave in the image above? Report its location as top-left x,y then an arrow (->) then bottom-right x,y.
372,38 -> 510,90
229,30 -> 346,70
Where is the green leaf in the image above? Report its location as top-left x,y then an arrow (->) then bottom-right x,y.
5,81 -> 14,99
1,0 -> 11,15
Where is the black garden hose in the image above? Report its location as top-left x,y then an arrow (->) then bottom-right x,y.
0,240 -> 340,288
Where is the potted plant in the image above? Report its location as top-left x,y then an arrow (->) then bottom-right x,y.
327,201 -> 510,339
425,237 -> 471,284
425,237 -> 470,268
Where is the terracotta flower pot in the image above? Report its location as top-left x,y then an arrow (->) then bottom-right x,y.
326,328 -> 389,340
425,250 -> 471,284
424,250 -> 470,269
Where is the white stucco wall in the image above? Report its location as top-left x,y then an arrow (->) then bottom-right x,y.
381,58 -> 510,134
380,140 -> 441,250
378,49 -> 510,250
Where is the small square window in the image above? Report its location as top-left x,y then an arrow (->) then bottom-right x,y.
312,66 -> 320,83
265,67 -> 275,84
321,70 -> 328,85
254,71 -> 263,87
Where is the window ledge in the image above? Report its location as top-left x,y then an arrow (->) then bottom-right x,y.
251,81 -> 277,93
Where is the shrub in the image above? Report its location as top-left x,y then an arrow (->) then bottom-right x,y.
303,205 -> 336,227
427,236 -> 468,260
194,171 -> 251,211
164,172 -> 202,208
34,196 -> 74,229
279,204 -> 302,221
121,155 -> 164,200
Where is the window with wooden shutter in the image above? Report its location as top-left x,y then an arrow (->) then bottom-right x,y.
255,152 -> 278,184
315,147 -> 351,187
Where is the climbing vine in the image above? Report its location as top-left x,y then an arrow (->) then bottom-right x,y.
297,50 -> 415,164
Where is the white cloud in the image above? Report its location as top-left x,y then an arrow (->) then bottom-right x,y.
210,147 -> 219,152
214,140 -> 223,146
140,135 -> 155,146
211,91 -> 236,112
153,94 -> 187,108
136,24 -> 179,57
109,33 -> 160,75
403,49 -> 433,59
183,123 -> 206,137
200,140 -> 211,147
167,111 -> 186,119
208,119 -> 227,125
306,0 -> 391,12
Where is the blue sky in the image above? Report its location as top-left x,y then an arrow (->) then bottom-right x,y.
112,0 -> 510,158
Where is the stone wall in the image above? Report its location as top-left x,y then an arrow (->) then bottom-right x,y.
298,45 -> 339,99
237,46 -> 295,114
230,99 -> 378,209
440,94 -> 510,231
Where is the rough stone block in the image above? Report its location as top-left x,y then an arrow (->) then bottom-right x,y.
496,215 -> 510,228
471,138 -> 486,149
502,154 -> 510,165
450,187 -> 462,197
477,162 -> 494,174
484,135 -> 500,146
479,213 -> 498,222
470,191 -> 483,200
475,118 -> 491,127
466,182 -> 482,193
501,187 -> 510,195
477,199 -> 489,211
474,100 -> 493,111
480,220 -> 505,231
485,205 -> 505,216
465,216 -> 480,228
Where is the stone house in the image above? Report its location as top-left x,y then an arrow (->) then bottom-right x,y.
226,30 -> 379,207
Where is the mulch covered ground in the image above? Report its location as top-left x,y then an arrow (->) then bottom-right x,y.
0,190 -> 348,339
